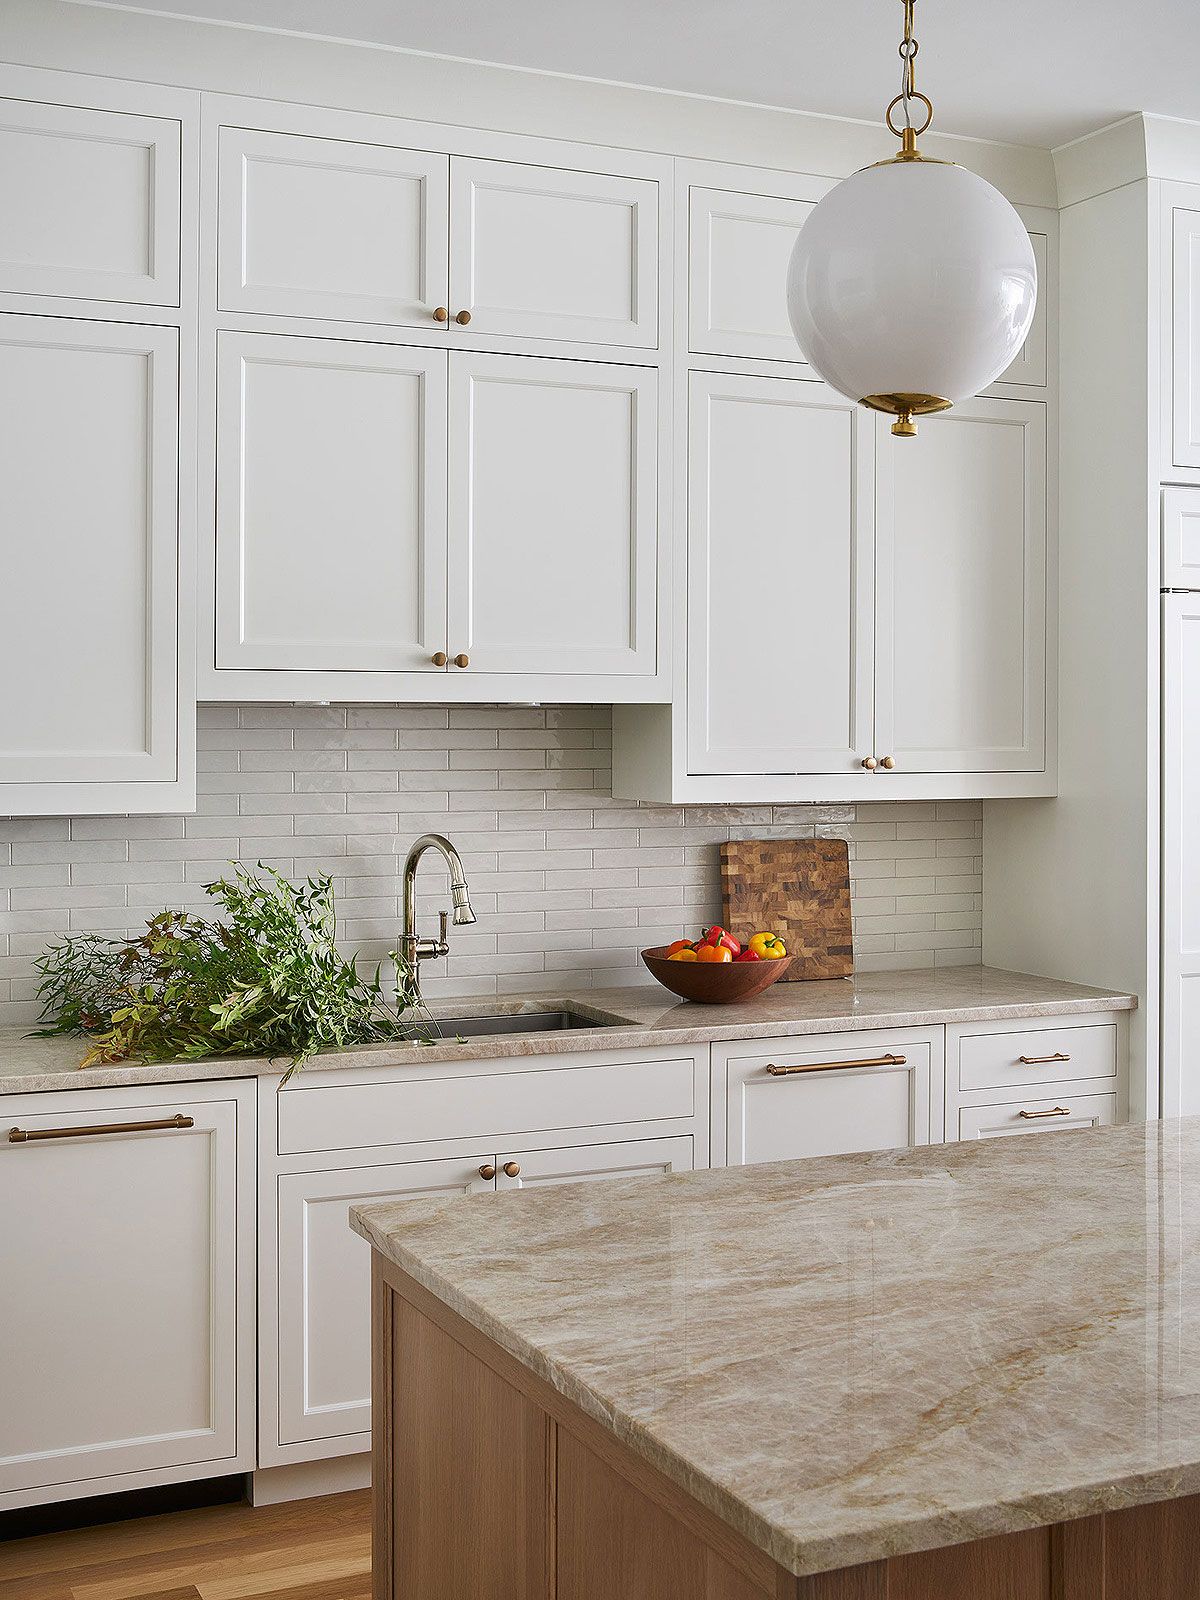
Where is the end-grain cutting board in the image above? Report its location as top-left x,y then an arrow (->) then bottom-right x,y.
719,837 -> 853,981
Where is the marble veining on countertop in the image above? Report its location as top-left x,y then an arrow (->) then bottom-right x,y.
353,1117 -> 1200,1577
0,965 -> 1134,1095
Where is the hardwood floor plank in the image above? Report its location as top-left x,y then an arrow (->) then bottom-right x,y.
0,1495 -> 369,1583
0,1493 -> 370,1600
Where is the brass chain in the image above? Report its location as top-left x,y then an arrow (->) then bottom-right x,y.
884,0 -> 933,148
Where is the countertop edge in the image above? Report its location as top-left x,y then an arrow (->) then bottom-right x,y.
0,972 -> 1137,1095
349,1202 -> 1197,1577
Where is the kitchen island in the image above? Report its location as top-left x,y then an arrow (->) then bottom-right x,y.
353,1117 -> 1200,1598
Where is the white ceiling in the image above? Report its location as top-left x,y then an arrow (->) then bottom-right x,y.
95,0 -> 1200,149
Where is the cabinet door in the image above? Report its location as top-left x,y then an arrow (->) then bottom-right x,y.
1171,207 -> 1200,470
449,157 -> 658,348
958,1094 -> 1117,1140
272,1156 -> 492,1453
687,372 -> 874,775
494,1136 -> 695,1189
446,353 -> 657,676
688,184 -> 825,363
0,97 -> 180,305
725,1038 -> 936,1165
0,315 -> 186,814
0,1092 -> 246,1503
874,398 -> 1046,774
1162,596 -> 1200,1117
215,331 -> 448,673
217,126 -> 449,327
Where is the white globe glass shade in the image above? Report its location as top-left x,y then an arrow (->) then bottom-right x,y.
786,160 -> 1037,407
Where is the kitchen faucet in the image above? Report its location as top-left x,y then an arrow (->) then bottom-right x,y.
399,833 -> 476,1001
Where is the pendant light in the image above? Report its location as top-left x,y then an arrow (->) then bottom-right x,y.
786,0 -> 1037,437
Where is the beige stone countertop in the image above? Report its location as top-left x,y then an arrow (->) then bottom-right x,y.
0,965 -> 1134,1095
352,1117 -> 1200,1578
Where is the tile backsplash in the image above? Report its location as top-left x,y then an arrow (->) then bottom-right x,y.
0,705 -> 982,1025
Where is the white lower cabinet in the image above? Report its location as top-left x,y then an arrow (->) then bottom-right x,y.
716,1028 -> 944,1166
0,1081 -> 254,1510
258,1050 -> 706,1468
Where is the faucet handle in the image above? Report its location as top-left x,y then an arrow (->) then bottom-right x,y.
439,910 -> 449,950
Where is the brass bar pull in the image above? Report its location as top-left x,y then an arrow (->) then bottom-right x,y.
1018,1052 -> 1070,1065
1016,1106 -> 1070,1120
8,1113 -> 194,1144
766,1053 -> 907,1077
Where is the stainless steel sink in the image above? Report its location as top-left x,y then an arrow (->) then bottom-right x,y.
422,1008 -> 619,1040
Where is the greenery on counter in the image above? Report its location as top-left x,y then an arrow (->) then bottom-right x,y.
33,864 -> 426,1082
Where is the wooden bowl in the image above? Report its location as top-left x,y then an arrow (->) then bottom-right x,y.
639,946 -> 794,1004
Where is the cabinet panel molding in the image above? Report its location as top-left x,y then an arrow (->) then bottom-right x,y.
450,156 -> 659,348
0,96 -> 181,305
0,315 -> 188,812
214,330 -> 448,674
217,125 -> 449,328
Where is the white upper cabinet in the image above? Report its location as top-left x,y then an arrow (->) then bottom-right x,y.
0,315 -> 190,814
217,125 -> 449,329
215,331 -> 448,675
687,371 -> 873,774
687,181 -> 827,363
447,354 -> 658,676
1170,205 -> 1200,471
449,158 -> 659,348
0,96 -> 181,306
873,397 -> 1047,774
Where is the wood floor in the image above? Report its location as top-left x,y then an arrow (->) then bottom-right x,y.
0,1490 -> 370,1600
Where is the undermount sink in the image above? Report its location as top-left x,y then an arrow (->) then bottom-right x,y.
421,1008 -> 619,1040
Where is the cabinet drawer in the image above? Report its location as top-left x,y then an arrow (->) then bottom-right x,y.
276,1054 -> 698,1156
721,1030 -> 941,1165
957,1022 -> 1117,1093
959,1092 -> 1117,1140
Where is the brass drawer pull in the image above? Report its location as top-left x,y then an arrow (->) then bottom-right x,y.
478,1163 -> 497,1180
1016,1106 -> 1070,1120
1018,1052 -> 1070,1065
766,1053 -> 906,1077
454,309 -> 472,325
432,306 -> 449,322
8,1113 -> 194,1144
454,653 -> 470,668
503,1161 -> 521,1178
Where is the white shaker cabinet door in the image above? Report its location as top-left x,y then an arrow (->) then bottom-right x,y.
269,1157 -> 493,1459
446,353 -> 658,676
0,1085 -> 251,1506
449,157 -> 659,348
1162,595 -> 1200,1118
215,331 -> 448,674
873,397 -> 1047,774
217,126 -> 449,328
0,97 -> 181,305
724,1034 -> 938,1165
686,371 -> 874,775
0,316 -> 187,814
687,184 -> 824,364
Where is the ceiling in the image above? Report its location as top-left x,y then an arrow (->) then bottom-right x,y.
92,0 -> 1200,149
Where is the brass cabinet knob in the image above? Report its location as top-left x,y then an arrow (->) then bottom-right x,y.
454,309 -> 472,325
431,651 -> 448,667
454,653 -> 470,668
880,755 -> 896,769
432,306 -> 449,322
502,1161 -> 521,1178
478,1163 -> 497,1180
861,756 -> 878,770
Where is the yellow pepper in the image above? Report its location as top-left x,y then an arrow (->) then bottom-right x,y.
747,931 -> 787,960
667,947 -> 698,961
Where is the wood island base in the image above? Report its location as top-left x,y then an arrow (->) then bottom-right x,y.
371,1256 -> 1200,1600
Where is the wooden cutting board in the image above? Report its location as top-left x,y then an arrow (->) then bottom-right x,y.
719,837 -> 853,981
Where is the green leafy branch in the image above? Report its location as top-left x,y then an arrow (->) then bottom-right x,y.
33,864 -> 427,1083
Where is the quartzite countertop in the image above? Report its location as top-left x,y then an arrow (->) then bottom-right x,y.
0,965 -> 1135,1094
352,1116 -> 1200,1578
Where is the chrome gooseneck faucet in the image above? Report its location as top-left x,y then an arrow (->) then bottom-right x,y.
399,833 -> 476,1001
